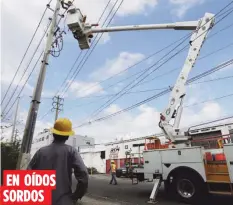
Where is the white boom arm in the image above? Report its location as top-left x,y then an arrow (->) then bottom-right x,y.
159,13 -> 215,143
66,5 -> 199,50
66,5 -> 215,143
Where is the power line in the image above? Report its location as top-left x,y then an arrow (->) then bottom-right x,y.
37,1 -> 233,121
184,93 -> 233,107
1,0 -> 53,106
59,7 -> 233,118
55,20 -> 233,99
65,2 -> 231,98
74,58 -> 233,127
138,39 -> 233,87
76,74 -> 233,105
192,75 -> 233,84
38,22 -> 232,119
96,40 -> 233,95
85,8 -> 233,119
66,63 -> 233,112
56,73 -> 233,115
72,36 -> 190,97
55,72 -> 233,113
188,115 -> 233,130
89,37 -> 190,119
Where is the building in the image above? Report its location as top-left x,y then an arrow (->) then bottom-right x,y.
30,129 -> 95,157
30,122 -> 233,174
79,146 -> 106,173
104,122 -> 233,173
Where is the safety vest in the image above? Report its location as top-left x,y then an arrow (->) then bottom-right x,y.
111,164 -> 116,173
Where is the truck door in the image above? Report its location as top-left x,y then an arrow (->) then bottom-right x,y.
223,143 -> 233,183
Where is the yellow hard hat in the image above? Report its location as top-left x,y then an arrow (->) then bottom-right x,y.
111,160 -> 115,163
50,118 -> 75,136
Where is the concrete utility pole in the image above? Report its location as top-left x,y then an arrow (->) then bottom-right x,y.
16,0 -> 62,170
52,95 -> 64,122
11,97 -> 20,142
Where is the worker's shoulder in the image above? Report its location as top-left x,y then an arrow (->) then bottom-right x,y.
38,144 -> 78,153
37,144 -> 52,152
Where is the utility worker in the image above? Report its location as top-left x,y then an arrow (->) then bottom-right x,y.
27,118 -> 88,205
109,160 -> 117,185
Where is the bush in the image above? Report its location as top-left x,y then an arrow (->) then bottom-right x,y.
1,140 -> 21,185
87,167 -> 98,174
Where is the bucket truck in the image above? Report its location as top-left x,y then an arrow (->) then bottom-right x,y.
66,4 -> 233,204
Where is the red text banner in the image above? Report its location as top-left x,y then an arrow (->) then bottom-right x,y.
0,170 -> 56,205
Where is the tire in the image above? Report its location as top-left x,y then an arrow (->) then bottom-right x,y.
171,172 -> 207,204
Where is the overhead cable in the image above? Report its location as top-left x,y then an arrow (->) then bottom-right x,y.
86,8 -> 233,119
65,1 -> 233,99
74,58 -> 233,127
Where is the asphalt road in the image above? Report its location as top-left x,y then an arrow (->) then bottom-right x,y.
73,174 -> 233,205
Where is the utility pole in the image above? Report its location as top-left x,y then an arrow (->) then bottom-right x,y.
16,0 -> 62,170
11,97 -> 20,143
52,95 -> 64,122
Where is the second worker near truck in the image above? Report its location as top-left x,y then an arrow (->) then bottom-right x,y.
109,160 -> 118,185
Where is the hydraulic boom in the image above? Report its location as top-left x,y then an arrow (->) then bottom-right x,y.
66,4 -> 215,143
159,13 -> 215,143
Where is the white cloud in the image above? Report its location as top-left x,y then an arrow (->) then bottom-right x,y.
169,0 -> 205,18
68,80 -> 105,97
41,90 -> 57,98
115,0 -> 158,16
90,52 -> 145,80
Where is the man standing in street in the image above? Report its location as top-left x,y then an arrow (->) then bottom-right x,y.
27,118 -> 89,205
109,160 -> 118,185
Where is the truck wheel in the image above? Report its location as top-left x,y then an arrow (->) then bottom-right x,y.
173,173 -> 206,203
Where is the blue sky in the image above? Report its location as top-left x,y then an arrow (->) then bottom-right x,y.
1,0 -> 233,142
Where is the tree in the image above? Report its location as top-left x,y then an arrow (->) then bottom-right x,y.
1,140 -> 21,185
